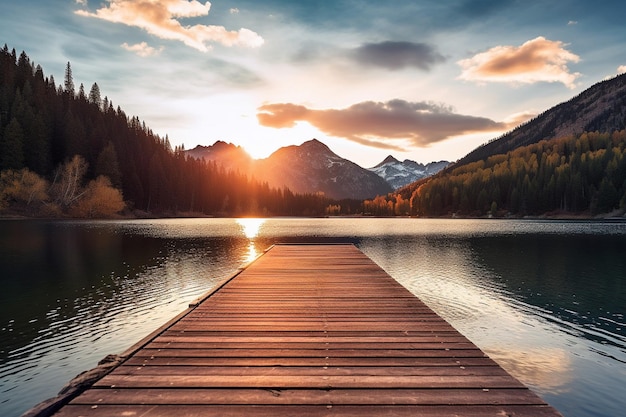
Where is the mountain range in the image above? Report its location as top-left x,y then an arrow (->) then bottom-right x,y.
185,74 -> 626,203
369,156 -> 449,189
185,141 -> 253,172
186,140 -> 448,199
393,72 -> 626,217
185,74 -> 626,205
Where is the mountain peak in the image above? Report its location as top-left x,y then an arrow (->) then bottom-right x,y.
184,140 -> 252,171
211,140 -> 235,149
257,139 -> 393,199
301,138 -> 331,152
368,158 -> 449,189
373,155 -> 400,168
189,141 -> 241,153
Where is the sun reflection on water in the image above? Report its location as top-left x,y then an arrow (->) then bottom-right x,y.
236,218 -> 267,263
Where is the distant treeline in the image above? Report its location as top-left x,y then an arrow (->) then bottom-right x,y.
0,45 -> 361,217
367,131 -> 626,217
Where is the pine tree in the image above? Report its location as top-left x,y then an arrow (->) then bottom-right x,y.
95,142 -> 122,187
16,51 -> 33,87
88,82 -> 102,108
1,118 -> 25,170
64,61 -> 74,95
24,112 -> 51,174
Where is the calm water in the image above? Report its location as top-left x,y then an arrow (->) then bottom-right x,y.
1,218 -> 625,417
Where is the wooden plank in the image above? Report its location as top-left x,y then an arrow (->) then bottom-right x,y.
55,405 -> 563,417
51,244 -> 562,417
95,374 -> 525,389
154,335 -> 473,343
71,388 -> 546,405
134,346 -> 484,355
146,342 -> 478,350
111,365 -> 510,377
158,330 -> 463,337
124,356 -> 499,367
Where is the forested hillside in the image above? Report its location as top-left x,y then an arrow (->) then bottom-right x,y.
457,73 -> 626,166
366,131 -> 626,217
0,45 -> 352,217
364,72 -> 626,218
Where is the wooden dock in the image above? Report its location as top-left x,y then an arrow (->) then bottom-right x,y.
52,244 -> 563,416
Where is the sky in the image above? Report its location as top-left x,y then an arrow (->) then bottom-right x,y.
1,1 -> 626,167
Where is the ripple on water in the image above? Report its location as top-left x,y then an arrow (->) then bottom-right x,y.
2,219 -> 626,417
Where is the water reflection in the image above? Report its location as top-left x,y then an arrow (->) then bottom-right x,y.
469,234 -> 626,354
236,218 -> 266,239
356,225 -> 626,417
488,347 -> 572,394
0,221 -> 250,416
1,218 -> 625,417
360,235 -> 576,394
236,218 -> 267,263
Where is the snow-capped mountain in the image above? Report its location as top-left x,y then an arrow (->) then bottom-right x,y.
369,156 -> 449,189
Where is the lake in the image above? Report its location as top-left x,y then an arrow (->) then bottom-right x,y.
1,218 -> 625,416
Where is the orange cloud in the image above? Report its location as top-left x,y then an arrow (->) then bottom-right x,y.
75,0 -> 264,52
503,110 -> 538,126
458,36 -> 580,89
258,100 -> 523,150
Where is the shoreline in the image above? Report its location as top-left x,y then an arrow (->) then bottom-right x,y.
1,212 -> 625,221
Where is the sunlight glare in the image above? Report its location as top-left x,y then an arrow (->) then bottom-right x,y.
236,218 -> 266,239
236,218 -> 267,264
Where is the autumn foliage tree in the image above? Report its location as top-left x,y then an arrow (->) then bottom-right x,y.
0,155 -> 126,218
0,168 -> 49,213
72,175 -> 125,218
399,131 -> 626,217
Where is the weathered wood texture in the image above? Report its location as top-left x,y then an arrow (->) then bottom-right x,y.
53,244 -> 563,416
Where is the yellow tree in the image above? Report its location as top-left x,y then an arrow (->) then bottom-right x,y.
0,168 -> 49,211
72,176 -> 125,218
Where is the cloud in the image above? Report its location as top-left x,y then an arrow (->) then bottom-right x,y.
121,41 -> 163,57
603,65 -> 626,80
503,110 -> 538,126
293,40 -> 445,72
567,20 -> 578,25
352,41 -> 446,71
257,100 -> 521,150
458,36 -> 581,89
75,0 -> 264,52
230,8 -> 239,14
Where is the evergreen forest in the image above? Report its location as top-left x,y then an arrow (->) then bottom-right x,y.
365,131 -> 626,217
0,46 -> 353,217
